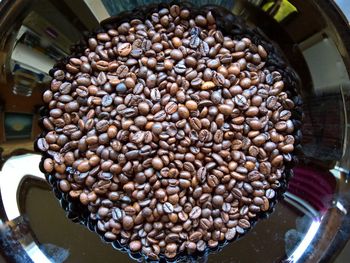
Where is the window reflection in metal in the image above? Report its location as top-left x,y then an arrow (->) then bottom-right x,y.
262,0 -> 298,22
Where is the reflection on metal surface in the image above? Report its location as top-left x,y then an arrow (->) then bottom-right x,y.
0,216 -> 51,263
301,36 -> 349,91
262,0 -> 298,22
84,0 -> 110,22
284,192 -> 319,219
336,201 -> 347,215
287,219 -> 321,263
334,0 -> 350,22
26,242 -> 51,263
0,154 -> 44,220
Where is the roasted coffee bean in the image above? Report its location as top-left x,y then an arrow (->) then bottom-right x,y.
96,120 -> 109,133
199,218 -> 212,231
197,240 -> 207,252
189,206 -> 202,219
163,202 -> 174,214
37,138 -> 49,152
161,98 -> 176,111
102,95 -> 113,107
218,104 -> 233,115
43,158 -> 54,172
238,218 -> 251,229
197,167 -> 207,183
122,216 -> 134,230
266,188 -> 276,199
118,43 -> 132,56
39,4 -> 299,260
234,94 -> 248,107
190,36 -> 201,48
174,63 -> 187,74
225,228 -> 236,240
212,195 -> 224,208
116,82 -> 127,93
130,240 -> 142,252
59,179 -> 70,192
231,188 -> 242,200
59,82 -> 72,94
170,49 -> 183,60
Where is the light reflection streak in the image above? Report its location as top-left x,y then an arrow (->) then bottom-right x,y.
287,219 -> 321,262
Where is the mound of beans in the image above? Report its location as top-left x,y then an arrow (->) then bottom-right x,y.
37,3 -> 299,260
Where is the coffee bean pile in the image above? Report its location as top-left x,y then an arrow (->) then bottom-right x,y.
37,4 -> 300,260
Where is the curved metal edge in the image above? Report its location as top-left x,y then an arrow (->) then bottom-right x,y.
312,1 -> 350,262
0,0 -> 33,83
0,154 -> 49,263
316,0 -> 350,74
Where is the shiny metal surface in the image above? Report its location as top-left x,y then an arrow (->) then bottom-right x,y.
0,0 -> 350,262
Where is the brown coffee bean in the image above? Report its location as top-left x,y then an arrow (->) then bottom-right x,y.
96,120 -> 109,133
225,228 -> 236,240
238,218 -> 251,228
122,215 -> 134,230
249,120 -> 263,130
234,94 -> 248,107
170,49 -> 183,60
77,161 -> 91,172
212,195 -> 224,208
185,100 -> 198,111
163,202 -> 174,214
266,188 -> 276,199
178,105 -> 190,119
43,158 -> 54,172
165,102 -> 178,114
37,138 -> 49,152
201,81 -> 215,90
271,155 -> 283,167
59,180 -> 70,192
153,110 -> 167,122
118,43 -> 132,56
152,157 -> 164,170
189,206 -> 201,219
218,104 -> 233,115
125,77 -> 136,89
258,45 -> 267,58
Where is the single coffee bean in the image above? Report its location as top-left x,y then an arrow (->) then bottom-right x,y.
129,240 -> 141,251
238,218 -> 251,229
152,157 -> 164,170
218,104 -> 233,115
189,206 -> 201,219
163,202 -> 174,214
266,189 -> 276,199
59,180 -> 70,192
118,43 -> 132,56
225,228 -> 236,240
174,63 -> 187,74
37,138 -> 49,152
170,49 -> 183,60
43,158 -> 54,172
185,100 -> 198,111
234,94 -> 248,107
122,216 -> 134,230
178,105 -> 190,119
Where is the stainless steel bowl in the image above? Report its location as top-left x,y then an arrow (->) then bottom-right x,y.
0,1 -> 350,262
